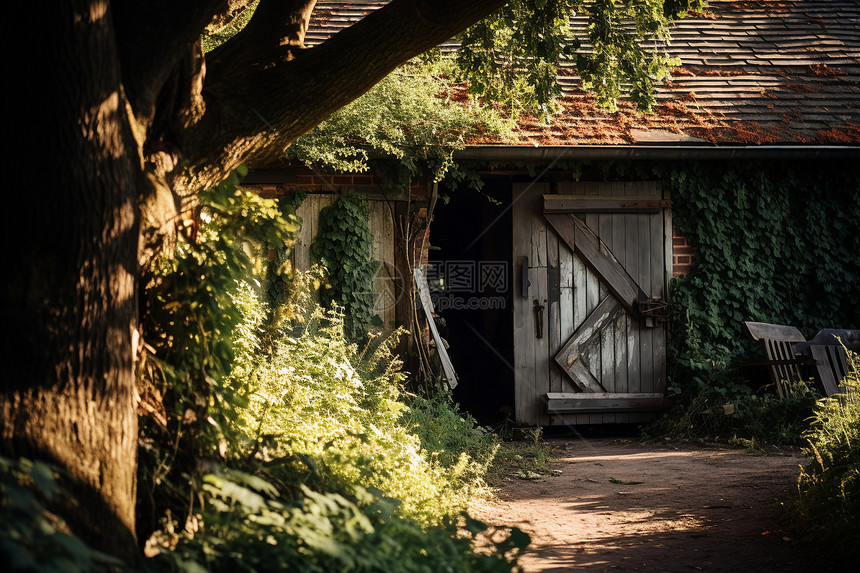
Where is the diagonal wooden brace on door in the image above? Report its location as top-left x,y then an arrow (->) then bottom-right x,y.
544,213 -> 648,314
554,296 -> 624,392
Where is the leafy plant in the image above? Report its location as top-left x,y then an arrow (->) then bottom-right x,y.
665,161 -> 860,367
225,279 -> 494,527
287,59 -> 510,185
456,0 -> 576,121
487,429 -> 555,485
137,167 -> 301,540
456,0 -> 702,118
311,193 -> 382,344
402,390 -> 500,498
1,456 -> 124,573
149,470 -> 528,573
782,350 -> 859,562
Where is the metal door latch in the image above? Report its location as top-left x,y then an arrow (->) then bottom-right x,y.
533,299 -> 545,338
635,297 -> 669,328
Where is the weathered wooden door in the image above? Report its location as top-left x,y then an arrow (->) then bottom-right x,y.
513,182 -> 672,426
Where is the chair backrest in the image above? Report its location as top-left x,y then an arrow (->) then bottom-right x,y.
742,321 -> 807,398
796,329 -> 860,396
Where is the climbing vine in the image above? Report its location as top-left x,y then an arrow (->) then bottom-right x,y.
311,193 -> 382,343
661,159 -> 860,403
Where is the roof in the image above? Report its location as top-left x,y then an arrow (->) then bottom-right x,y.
307,0 -> 860,147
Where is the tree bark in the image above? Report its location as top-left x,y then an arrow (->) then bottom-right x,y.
3,0 -> 140,560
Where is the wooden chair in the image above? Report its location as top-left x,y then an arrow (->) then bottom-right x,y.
795,329 -> 860,396
741,321 -> 809,399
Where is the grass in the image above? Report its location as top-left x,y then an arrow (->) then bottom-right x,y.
486,428 -> 555,485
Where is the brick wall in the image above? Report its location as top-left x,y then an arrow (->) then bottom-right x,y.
672,226 -> 696,276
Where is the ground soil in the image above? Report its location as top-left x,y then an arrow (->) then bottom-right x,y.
471,435 -> 842,573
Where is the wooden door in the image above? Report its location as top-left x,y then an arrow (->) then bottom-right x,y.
513,182 -> 672,426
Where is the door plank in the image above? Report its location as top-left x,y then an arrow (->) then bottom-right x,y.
614,310 -> 630,395
583,189 -> 600,324
543,196 -> 672,213
598,213 -> 614,392
555,296 -> 620,370
545,213 -> 647,314
531,211 -> 550,425
638,212 -> 655,393
576,214 -> 646,311
559,246 -> 574,341
662,185 -> 673,302
568,360 -> 604,393
608,210 -> 629,396
512,184 -> 542,425
651,210 -> 667,393
547,392 -> 670,399
573,253 -> 587,331
546,393 -> 670,414
627,213 -> 642,393
547,230 -> 562,393
415,268 -> 458,389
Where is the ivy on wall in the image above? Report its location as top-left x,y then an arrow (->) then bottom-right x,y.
311,193 -> 382,343
661,159 -> 860,398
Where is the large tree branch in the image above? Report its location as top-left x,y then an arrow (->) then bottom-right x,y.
112,0 -> 227,123
170,0 -> 507,198
208,0 -> 317,69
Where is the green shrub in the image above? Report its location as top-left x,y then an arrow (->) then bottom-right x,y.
783,350 -> 859,561
136,169 -> 301,538
144,278 -> 527,570
149,470 -> 528,573
226,275 -> 493,526
640,159 -> 860,445
402,390 -> 500,499
287,58 -> 510,185
648,374 -> 818,449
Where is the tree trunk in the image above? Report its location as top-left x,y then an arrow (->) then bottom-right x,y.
3,1 -> 140,560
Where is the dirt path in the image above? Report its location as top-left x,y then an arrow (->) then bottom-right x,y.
472,438 -> 840,572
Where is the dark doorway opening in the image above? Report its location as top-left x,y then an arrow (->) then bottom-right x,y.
429,176 -> 514,427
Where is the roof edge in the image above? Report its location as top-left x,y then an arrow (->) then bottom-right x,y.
456,145 -> 860,161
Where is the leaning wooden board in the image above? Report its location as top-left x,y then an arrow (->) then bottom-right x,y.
415,268 -> 458,390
